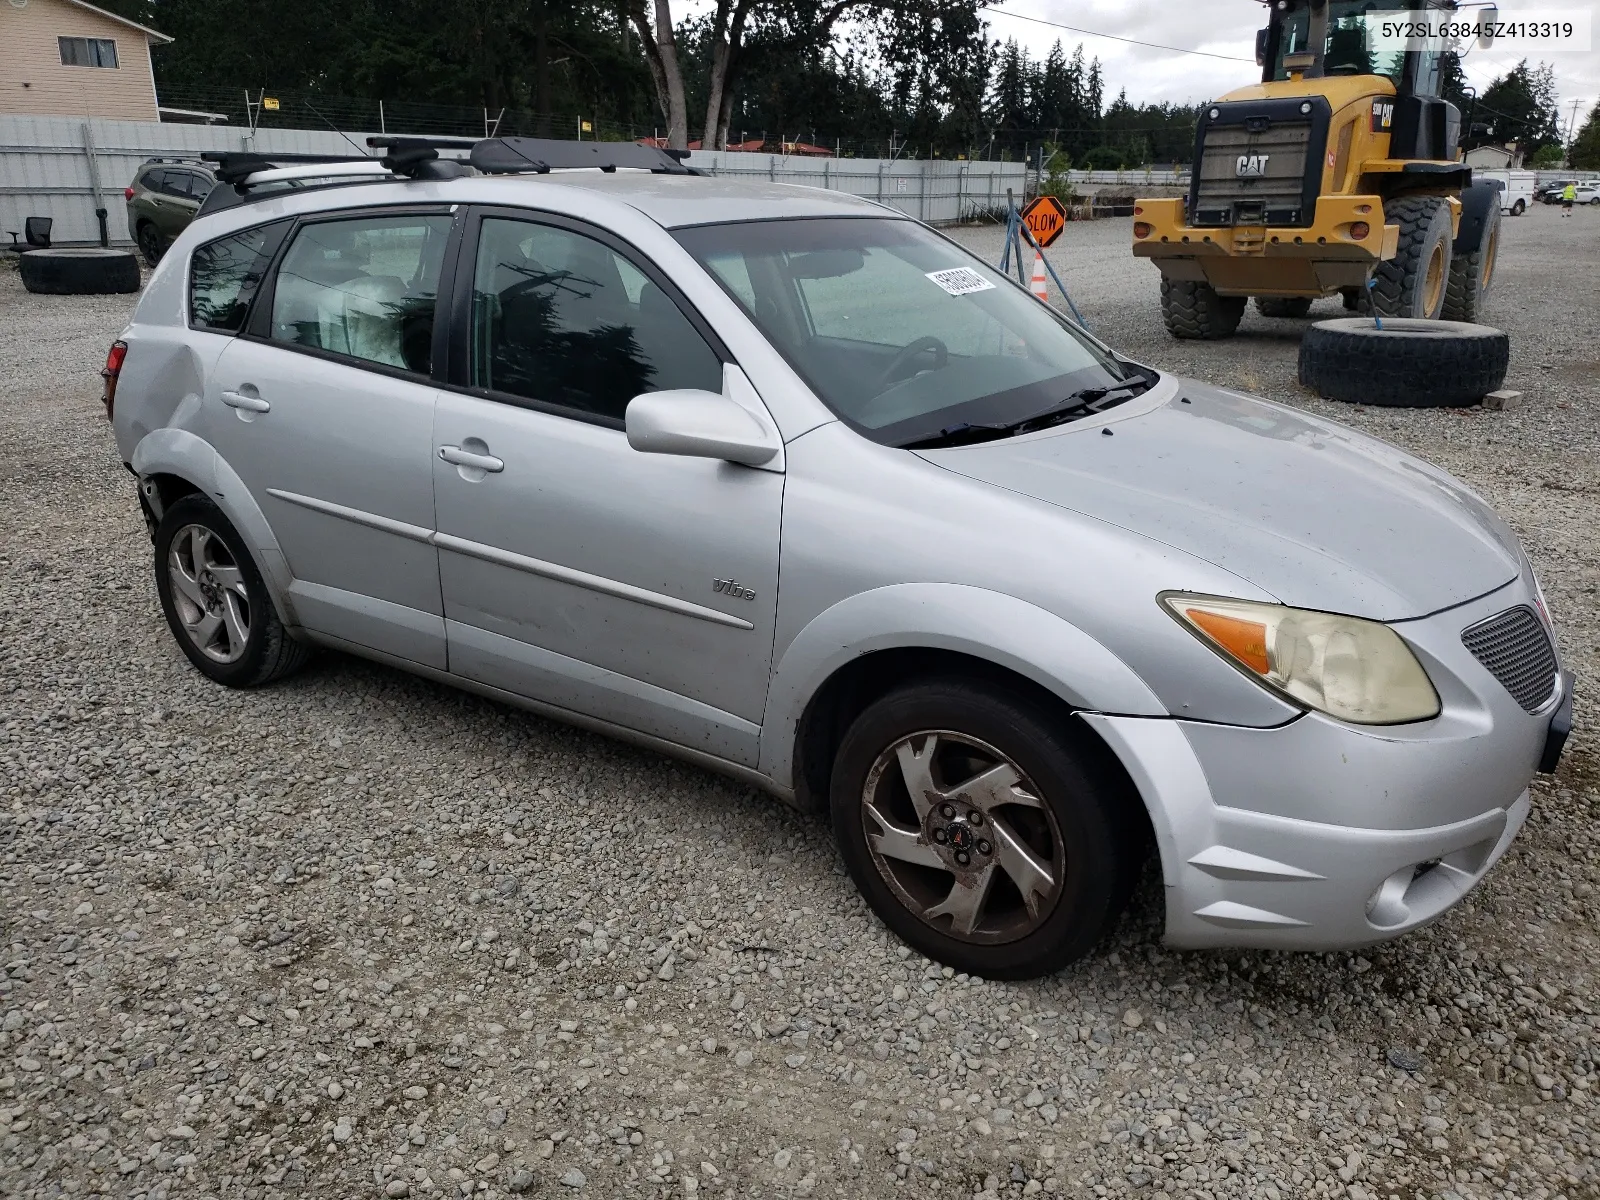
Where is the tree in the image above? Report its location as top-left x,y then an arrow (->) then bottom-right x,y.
1529,141 -> 1565,167
1477,59 -> 1564,154
1571,103 -> 1600,170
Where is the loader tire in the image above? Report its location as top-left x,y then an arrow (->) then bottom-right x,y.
1369,195 -> 1452,319
1160,278 -> 1245,339
19,248 -> 141,295
1298,318 -> 1508,407
1254,296 -> 1314,318
1442,199 -> 1500,322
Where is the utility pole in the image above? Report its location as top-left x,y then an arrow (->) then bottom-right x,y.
1566,98 -> 1583,145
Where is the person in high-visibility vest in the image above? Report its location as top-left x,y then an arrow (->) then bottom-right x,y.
1562,182 -> 1577,217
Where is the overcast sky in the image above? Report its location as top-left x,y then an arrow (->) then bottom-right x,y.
682,0 -> 1598,134
982,0 -> 1599,129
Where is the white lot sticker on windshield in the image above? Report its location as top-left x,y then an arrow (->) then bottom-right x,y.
925,266 -> 996,296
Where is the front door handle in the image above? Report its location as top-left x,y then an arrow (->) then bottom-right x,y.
220,389 -> 270,413
439,445 -> 504,473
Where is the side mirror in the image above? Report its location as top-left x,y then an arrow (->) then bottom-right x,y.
626,389 -> 780,467
1255,27 -> 1269,67
1478,6 -> 1497,48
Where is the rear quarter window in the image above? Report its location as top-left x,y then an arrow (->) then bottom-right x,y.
189,221 -> 289,334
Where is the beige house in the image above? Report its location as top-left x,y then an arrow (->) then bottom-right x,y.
0,0 -> 171,121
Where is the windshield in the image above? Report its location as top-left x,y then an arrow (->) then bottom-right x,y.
673,217 -> 1141,447
1270,0 -> 1424,80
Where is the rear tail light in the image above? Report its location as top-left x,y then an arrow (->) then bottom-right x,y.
1133,222 -> 1153,238
102,340 -> 127,420
1348,221 -> 1370,240
123,186 -> 135,201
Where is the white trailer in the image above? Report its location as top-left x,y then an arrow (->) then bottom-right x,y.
1475,169 -> 1538,216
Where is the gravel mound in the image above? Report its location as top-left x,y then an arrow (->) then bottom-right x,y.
2,212 -> 1598,1198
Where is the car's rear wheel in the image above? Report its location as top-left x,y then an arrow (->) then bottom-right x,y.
136,222 -> 164,267
830,679 -> 1140,978
153,494 -> 310,687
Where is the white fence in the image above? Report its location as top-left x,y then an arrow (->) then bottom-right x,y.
9,115 -> 1590,248
0,115 -> 407,246
0,115 -> 1031,246
684,150 -> 1027,225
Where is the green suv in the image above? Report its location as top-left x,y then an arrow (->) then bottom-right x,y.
124,159 -> 217,266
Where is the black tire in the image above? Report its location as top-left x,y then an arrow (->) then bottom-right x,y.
829,678 -> 1142,979
1443,195 -> 1500,322
1298,317 -> 1509,407
1254,296 -> 1314,318
18,247 -> 141,295
1160,278 -> 1245,339
1369,195 -> 1453,319
153,494 -> 311,687
135,222 -> 165,268
1511,199 -> 1526,216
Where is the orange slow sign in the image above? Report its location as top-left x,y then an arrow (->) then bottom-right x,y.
1020,195 -> 1068,248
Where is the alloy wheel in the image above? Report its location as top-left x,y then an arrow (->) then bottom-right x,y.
859,730 -> 1065,945
167,524 -> 251,663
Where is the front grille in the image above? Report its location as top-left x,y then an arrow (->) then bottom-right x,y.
1461,606 -> 1558,713
1193,120 -> 1313,226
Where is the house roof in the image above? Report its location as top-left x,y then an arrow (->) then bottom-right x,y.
61,0 -> 174,44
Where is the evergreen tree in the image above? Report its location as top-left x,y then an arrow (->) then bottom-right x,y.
1571,102 -> 1600,170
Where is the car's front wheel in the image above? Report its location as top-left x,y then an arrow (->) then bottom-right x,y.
153,494 -> 310,687
830,679 -> 1141,979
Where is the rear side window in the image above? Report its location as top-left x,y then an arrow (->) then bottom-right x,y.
268,214 -> 453,375
189,221 -> 289,334
176,172 -> 214,200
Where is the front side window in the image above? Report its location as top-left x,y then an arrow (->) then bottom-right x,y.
189,221 -> 289,334
269,214 -> 452,374
59,37 -> 118,68
675,217 -> 1140,446
469,217 -> 722,422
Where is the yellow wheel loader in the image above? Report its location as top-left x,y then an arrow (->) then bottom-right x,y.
1134,0 -> 1503,339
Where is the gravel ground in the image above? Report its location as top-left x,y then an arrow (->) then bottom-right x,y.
2,205 -> 1598,1200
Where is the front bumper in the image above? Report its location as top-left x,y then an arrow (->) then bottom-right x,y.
1082,579 -> 1566,951
1132,195 -> 1398,296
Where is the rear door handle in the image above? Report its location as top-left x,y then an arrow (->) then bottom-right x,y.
221,390 -> 270,413
439,445 -> 504,473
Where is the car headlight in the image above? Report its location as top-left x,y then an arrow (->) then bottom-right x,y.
1161,593 -> 1440,725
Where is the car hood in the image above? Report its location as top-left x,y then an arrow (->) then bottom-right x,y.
917,379 -> 1521,620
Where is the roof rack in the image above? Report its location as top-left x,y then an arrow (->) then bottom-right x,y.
194,135 -> 701,217
461,137 -> 694,175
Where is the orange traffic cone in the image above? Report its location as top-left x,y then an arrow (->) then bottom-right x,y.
1029,249 -> 1048,302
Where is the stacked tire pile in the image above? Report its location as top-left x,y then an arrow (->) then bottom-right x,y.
19,248 -> 141,295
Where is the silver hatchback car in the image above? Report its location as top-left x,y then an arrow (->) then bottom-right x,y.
107,137 -> 1570,979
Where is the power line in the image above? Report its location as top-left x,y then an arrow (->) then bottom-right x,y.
986,7 -> 1256,63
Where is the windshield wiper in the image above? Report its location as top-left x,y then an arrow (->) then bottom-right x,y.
901,421 -> 1017,450
1008,381 -> 1148,435
901,376 -> 1152,450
